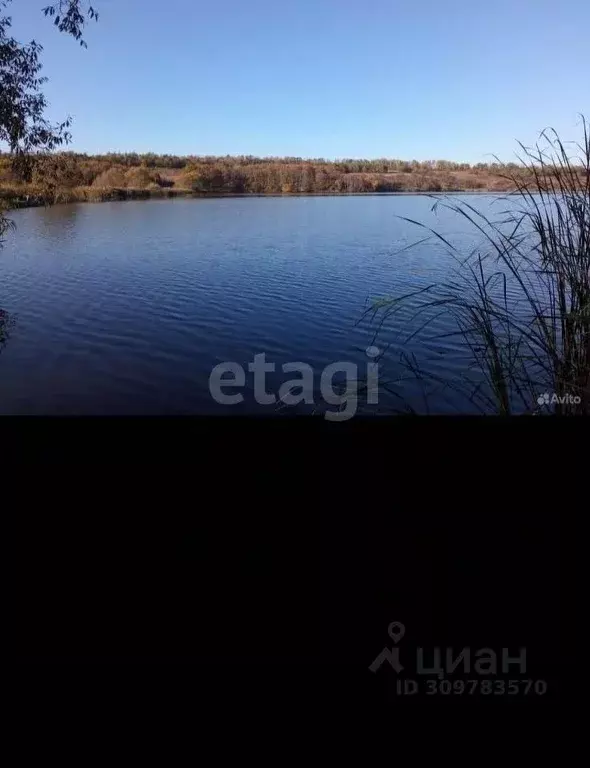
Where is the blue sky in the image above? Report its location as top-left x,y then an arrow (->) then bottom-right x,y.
7,0 -> 590,161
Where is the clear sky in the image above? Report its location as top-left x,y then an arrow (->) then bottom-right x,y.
6,0 -> 590,161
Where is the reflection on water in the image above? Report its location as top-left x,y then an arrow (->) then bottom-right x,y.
37,201 -> 82,225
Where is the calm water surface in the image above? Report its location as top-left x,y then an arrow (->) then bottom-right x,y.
0,195 -> 511,415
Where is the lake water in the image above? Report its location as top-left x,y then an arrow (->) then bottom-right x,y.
0,195 -> 515,415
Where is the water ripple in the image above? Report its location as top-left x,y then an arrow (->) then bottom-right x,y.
1,196 -> 516,414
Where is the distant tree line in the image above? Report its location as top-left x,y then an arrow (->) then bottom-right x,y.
1,150 -> 581,203
0,150 -> 518,172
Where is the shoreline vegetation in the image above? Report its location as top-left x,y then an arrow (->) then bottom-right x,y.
3,151 -> 587,209
364,121 -> 590,414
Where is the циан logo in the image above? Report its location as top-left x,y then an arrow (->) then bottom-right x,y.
369,620 -> 548,696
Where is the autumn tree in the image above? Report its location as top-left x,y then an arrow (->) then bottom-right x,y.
32,152 -> 85,196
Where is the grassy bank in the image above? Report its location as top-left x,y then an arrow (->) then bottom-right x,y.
0,184 -> 193,208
